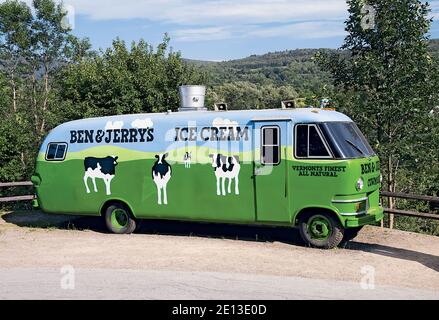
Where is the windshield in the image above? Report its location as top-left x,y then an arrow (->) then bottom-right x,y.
319,122 -> 375,159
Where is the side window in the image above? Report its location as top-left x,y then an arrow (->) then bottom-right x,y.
309,126 -> 330,157
261,126 -> 280,165
295,124 -> 332,159
46,142 -> 68,161
296,125 -> 308,157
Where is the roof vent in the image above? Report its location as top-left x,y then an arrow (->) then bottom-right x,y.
281,100 -> 296,109
214,102 -> 228,111
179,85 -> 207,112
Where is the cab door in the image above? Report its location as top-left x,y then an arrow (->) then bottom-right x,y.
252,121 -> 290,222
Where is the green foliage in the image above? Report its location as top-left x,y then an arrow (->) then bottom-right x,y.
315,0 -> 439,232
0,119 -> 28,181
0,72 -> 9,108
207,81 -> 298,110
192,49 -> 334,108
194,49 -> 331,89
193,41 -> 439,110
58,36 -> 206,118
0,0 -> 90,182
429,39 -> 439,58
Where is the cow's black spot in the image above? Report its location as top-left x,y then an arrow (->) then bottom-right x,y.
152,157 -> 172,179
227,157 -> 235,172
220,156 -> 234,172
84,156 -> 118,175
213,154 -> 240,172
216,154 -> 221,170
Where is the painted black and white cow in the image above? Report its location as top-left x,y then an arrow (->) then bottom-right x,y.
183,152 -> 192,168
152,153 -> 172,205
208,153 -> 240,196
83,156 -> 118,195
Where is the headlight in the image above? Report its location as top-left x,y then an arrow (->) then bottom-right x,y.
356,177 -> 364,191
380,174 -> 383,183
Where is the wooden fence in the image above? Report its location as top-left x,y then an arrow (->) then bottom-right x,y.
0,182 -> 34,203
1,181 -> 438,221
380,191 -> 439,221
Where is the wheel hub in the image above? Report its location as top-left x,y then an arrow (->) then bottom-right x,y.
308,215 -> 331,240
111,209 -> 128,229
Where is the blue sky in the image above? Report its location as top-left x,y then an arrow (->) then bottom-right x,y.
27,0 -> 439,61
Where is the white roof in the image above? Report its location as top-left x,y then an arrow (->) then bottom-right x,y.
62,108 -> 352,127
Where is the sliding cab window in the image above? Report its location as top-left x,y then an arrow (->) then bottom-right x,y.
45,142 -> 68,161
295,124 -> 332,159
261,126 -> 280,165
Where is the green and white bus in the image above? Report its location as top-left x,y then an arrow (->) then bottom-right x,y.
32,87 -> 383,249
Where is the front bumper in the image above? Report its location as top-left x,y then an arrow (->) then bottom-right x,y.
343,206 -> 384,228
332,188 -> 383,228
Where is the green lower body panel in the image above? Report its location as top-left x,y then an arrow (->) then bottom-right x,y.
34,152 -> 382,229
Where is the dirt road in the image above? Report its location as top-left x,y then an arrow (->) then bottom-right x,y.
1,211 -> 438,299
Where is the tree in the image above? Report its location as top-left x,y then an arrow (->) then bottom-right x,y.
58,36 -> 206,118
208,81 -> 298,110
316,0 -> 439,228
0,0 -> 90,181
0,0 -> 32,116
30,0 -> 89,138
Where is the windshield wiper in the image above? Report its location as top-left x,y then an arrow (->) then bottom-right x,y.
345,139 -> 365,156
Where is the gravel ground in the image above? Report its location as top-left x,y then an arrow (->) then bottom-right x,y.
0,210 -> 438,299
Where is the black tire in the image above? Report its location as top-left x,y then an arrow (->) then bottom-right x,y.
299,211 -> 344,249
342,226 -> 364,243
104,203 -> 137,234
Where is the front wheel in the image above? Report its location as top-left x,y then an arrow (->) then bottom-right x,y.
299,212 -> 344,249
105,203 -> 137,234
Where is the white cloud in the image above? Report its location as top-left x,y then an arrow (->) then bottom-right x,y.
212,117 -> 238,128
174,21 -> 345,42
131,118 -> 153,128
105,120 -> 124,130
247,21 -> 346,39
62,0 -> 348,25
173,27 -> 233,42
14,0 -> 439,42
212,117 -> 239,136
20,0 -> 437,26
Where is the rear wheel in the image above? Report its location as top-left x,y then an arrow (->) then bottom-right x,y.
299,211 -> 344,249
104,203 -> 136,234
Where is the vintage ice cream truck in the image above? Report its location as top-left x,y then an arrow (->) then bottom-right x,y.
32,85 -> 383,249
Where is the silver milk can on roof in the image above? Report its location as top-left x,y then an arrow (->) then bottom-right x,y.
178,85 -> 207,112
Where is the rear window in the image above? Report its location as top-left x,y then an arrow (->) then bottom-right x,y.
45,143 -> 68,161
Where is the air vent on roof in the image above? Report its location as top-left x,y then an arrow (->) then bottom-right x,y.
281,100 -> 296,109
214,102 -> 228,111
